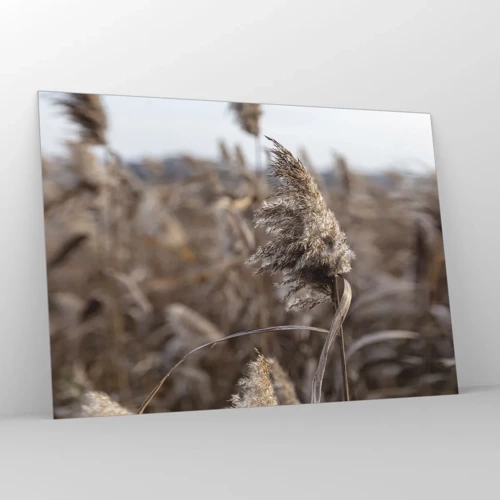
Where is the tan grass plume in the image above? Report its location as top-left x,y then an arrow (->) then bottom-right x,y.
230,352 -> 278,408
268,359 -> 299,405
248,137 -> 354,310
229,103 -> 262,137
58,93 -> 107,145
80,391 -> 132,417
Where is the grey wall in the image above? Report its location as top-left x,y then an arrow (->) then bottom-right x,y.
2,387 -> 499,499
1,0 -> 499,417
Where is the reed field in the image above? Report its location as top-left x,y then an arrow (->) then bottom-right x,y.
40,93 -> 458,418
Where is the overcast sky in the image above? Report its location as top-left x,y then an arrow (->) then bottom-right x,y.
38,92 -> 435,173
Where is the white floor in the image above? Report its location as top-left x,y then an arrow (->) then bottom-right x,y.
1,386 -> 498,499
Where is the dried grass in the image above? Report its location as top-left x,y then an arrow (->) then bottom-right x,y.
57,93 -> 107,145
80,391 -> 132,417
42,92 -> 458,418
229,103 -> 262,137
249,137 -> 354,311
230,352 -> 278,408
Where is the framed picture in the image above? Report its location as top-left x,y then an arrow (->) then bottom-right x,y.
38,92 -> 457,418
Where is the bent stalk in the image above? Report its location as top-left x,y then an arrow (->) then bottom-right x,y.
311,277 -> 352,404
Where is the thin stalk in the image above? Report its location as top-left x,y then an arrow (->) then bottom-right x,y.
334,276 -> 350,401
255,134 -> 261,176
137,324 -> 329,414
311,277 -> 352,404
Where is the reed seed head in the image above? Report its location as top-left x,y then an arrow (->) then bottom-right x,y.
229,103 -> 262,137
230,351 -> 278,408
248,137 -> 354,310
268,358 -> 299,405
58,93 -> 108,145
80,391 -> 132,417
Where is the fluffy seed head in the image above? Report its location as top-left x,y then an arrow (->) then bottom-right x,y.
229,103 -> 262,137
58,93 -> 107,145
268,358 -> 299,405
230,352 -> 278,408
80,391 -> 132,417
248,137 -> 354,310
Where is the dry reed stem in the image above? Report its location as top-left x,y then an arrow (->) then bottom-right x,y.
335,153 -> 353,211
334,276 -> 350,401
311,276 -> 352,403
